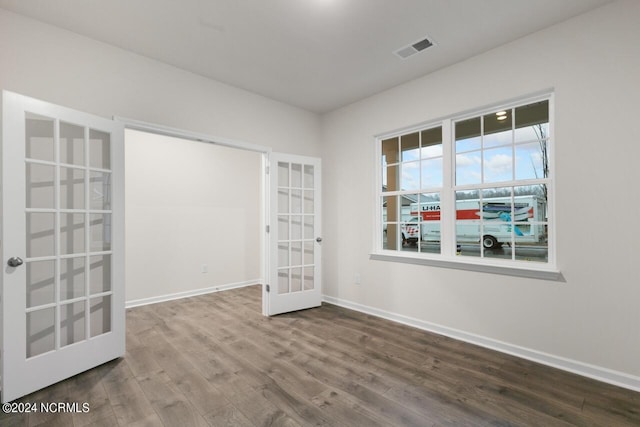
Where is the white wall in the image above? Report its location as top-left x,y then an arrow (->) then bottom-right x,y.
321,0 -> 640,386
0,9 -> 320,157
124,130 -> 262,303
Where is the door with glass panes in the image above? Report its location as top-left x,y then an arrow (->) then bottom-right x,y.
1,91 -> 124,403
267,153 -> 321,315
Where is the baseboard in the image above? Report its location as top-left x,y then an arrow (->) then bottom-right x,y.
322,295 -> 640,393
126,279 -> 261,309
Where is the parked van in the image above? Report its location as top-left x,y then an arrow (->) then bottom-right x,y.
408,195 -> 546,249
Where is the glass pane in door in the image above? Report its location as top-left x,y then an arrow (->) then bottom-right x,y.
60,121 -> 85,166
27,308 -> 55,358
60,257 -> 86,300
23,112 -> 115,361
25,113 -> 55,162
26,260 -> 55,308
275,161 -> 316,295
90,296 -> 111,337
89,129 -> 111,169
26,213 -> 55,258
60,301 -> 86,347
26,163 -> 55,209
89,255 -> 111,294
60,167 -> 85,210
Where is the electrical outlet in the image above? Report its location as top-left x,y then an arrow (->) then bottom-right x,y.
355,273 -> 361,285
201,264 -> 208,273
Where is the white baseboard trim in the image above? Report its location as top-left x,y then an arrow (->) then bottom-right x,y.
126,279 -> 261,309
322,295 -> 640,393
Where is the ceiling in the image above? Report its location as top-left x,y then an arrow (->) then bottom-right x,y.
0,0 -> 614,113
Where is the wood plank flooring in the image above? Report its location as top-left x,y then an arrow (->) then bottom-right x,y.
2,285 -> 639,426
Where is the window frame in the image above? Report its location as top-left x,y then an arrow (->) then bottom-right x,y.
373,93 -> 559,279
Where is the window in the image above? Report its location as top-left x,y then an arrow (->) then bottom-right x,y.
377,95 -> 554,272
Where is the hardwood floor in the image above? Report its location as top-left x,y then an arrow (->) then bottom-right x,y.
2,285 -> 639,426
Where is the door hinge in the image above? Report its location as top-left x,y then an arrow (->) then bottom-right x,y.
266,166 -> 270,174
266,225 -> 270,233
265,284 -> 270,293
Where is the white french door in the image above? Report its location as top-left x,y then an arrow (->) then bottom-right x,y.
1,91 -> 125,403
267,153 -> 321,316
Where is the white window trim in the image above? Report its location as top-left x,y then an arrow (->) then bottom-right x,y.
372,92 -> 560,280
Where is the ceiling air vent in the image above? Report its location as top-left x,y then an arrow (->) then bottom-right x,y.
394,36 -> 435,59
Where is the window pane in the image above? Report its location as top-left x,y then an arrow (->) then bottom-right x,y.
383,195 -> 398,223
381,137 -> 399,164
455,117 -> 481,152
479,188 -> 514,257
400,217 -> 419,252
418,192 -> 441,254
483,147 -> 513,183
514,241 -> 548,263
515,142 -> 546,180
421,127 -> 442,159
456,152 -> 481,185
383,223 -> 400,250
401,132 -> 420,161
383,164 -> 399,192
455,190 -> 481,257
483,110 -> 512,148
515,100 -> 549,143
421,158 -> 443,189
400,161 -> 420,191
513,185 -> 549,262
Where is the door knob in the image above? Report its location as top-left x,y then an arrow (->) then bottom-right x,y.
7,257 -> 24,267
316,237 -> 323,243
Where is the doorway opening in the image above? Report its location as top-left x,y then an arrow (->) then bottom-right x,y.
123,127 -> 267,312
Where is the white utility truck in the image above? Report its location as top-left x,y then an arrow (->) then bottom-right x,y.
404,195 -> 546,249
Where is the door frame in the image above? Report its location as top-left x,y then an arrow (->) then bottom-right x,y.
114,117 -> 276,315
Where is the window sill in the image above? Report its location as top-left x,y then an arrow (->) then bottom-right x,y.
370,252 -> 563,281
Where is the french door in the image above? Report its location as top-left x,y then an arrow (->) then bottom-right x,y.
267,153 -> 321,315
1,91 -> 125,403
